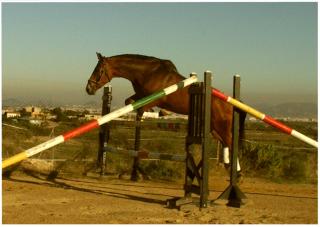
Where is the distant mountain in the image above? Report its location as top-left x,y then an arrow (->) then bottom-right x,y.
3,98 -> 59,108
82,101 -> 100,108
255,102 -> 317,118
3,97 -> 317,119
3,97 -> 100,109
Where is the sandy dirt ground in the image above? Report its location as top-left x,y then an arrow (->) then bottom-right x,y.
2,171 -> 317,224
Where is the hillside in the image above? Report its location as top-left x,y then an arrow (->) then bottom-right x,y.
253,102 -> 317,119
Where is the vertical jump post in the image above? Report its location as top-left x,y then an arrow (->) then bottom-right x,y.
167,71 -> 212,209
217,75 -> 247,207
97,85 -> 112,176
130,110 -> 143,181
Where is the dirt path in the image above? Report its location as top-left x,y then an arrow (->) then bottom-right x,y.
2,172 -> 317,224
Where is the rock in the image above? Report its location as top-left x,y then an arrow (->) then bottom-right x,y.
21,159 -> 57,176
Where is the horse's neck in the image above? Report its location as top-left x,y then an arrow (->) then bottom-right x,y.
106,55 -> 152,82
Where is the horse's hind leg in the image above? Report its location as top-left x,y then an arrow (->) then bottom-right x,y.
224,109 -> 246,181
212,125 -> 242,174
223,146 -> 241,172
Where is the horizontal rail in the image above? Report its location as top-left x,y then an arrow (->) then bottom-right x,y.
105,146 -> 186,162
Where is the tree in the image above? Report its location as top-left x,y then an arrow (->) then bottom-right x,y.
51,107 -> 67,122
20,108 -> 31,117
82,109 -> 90,115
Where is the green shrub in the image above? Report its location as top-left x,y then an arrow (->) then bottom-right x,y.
240,143 -> 309,182
281,152 -> 306,181
140,160 -> 183,180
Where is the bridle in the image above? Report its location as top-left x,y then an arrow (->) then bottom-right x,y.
87,61 -> 111,86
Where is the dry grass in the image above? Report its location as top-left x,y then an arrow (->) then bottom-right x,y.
2,118 -> 317,183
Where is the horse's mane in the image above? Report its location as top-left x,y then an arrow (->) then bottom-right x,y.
112,54 -> 178,73
113,54 -> 161,61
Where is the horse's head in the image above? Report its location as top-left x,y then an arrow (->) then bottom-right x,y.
86,52 -> 111,95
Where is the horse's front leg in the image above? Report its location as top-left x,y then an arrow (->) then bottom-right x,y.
125,94 -> 147,116
125,94 -> 139,105
125,93 -> 164,117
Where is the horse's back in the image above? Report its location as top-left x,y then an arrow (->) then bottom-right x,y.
161,60 -> 178,73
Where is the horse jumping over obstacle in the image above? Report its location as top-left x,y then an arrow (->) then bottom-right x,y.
86,53 -> 246,170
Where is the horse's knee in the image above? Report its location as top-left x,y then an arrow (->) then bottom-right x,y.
125,98 -> 135,105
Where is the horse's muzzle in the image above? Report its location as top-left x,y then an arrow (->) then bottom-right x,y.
86,83 -> 96,95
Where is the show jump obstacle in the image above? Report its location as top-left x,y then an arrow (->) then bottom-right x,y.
2,76 -> 198,169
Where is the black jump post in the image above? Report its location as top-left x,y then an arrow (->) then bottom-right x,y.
217,75 -> 247,207
130,110 -> 144,181
97,85 -> 112,176
167,71 -> 212,209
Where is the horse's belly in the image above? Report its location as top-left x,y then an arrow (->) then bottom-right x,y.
159,95 -> 189,115
163,105 -> 189,115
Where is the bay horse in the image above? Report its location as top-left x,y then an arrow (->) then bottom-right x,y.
86,53 -> 245,173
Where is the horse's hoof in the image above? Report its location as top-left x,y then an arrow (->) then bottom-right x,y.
236,171 -> 244,184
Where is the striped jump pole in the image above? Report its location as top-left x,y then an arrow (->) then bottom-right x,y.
2,76 -> 198,169
212,80 -> 318,148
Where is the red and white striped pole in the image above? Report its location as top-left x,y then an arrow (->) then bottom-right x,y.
212,80 -> 318,148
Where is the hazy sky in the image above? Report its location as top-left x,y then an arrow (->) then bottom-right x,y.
2,2 -> 318,107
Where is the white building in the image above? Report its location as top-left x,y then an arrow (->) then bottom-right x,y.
25,106 -> 41,114
29,119 -> 42,126
142,112 -> 159,119
5,112 -> 21,118
84,114 -> 101,120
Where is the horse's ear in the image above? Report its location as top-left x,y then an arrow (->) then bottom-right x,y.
96,52 -> 103,60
